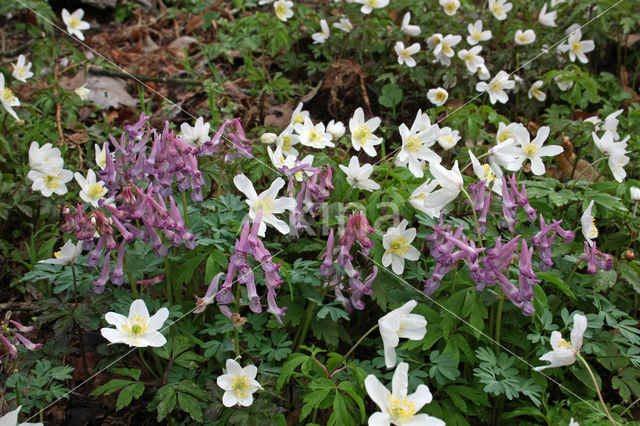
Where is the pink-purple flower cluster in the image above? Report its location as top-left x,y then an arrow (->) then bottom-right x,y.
467,181 -> 491,234
531,214 -> 575,271
0,313 -> 41,359
286,165 -> 335,236
580,241 -> 614,274
500,174 -> 537,233
194,211 -> 287,324
320,212 -> 378,311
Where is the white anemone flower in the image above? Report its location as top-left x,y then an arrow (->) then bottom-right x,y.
433,34 -> 462,66
312,19 -> 330,44
397,123 -> 440,178
355,0 -> 389,14
28,141 -> 64,174
533,313 -> 587,371
409,179 -> 441,217
515,29 -> 536,45
592,130 -> 630,182
394,42 -> 420,67
503,126 -> 563,175
538,3 -> 557,27
12,55 -> 33,83
333,17 -> 353,32
74,84 -> 90,100
409,109 -> 432,133
0,73 -> 20,120
233,174 -> 296,237
39,240 -> 83,266
439,0 -> 460,16
467,20 -> 492,45
100,299 -> 169,347
382,219 -> 420,275
339,156 -> 380,191
217,359 -> 263,407
476,70 -> 515,104
75,169 -> 109,207
294,117 -> 334,149
496,121 -> 525,144
378,300 -> 427,368
457,46 -> 485,73
427,87 -> 449,106
267,148 -> 313,182
365,362 -> 444,426
427,33 -> 443,50
27,168 -> 73,197
276,124 -> 300,157
469,150 -> 503,195
476,64 -> 491,80
558,28 -> 595,63
0,406 -> 43,426
349,107 -> 383,157
581,200 -> 598,247
180,117 -> 210,147
630,187 -> 640,202
569,418 -> 580,426
95,143 -> 107,170
260,132 -> 277,145
401,12 -> 421,36
422,161 -> 463,214
61,8 -> 90,40
437,126 -> 461,151
274,0 -> 294,22
290,102 -> 309,126
528,80 -> 547,101
601,109 -> 625,139
554,72 -> 574,91
326,120 -> 346,140
488,0 -> 512,20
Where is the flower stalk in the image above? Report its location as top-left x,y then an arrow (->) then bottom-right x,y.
577,353 -> 616,425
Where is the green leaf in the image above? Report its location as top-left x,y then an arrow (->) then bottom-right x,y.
177,380 -> 209,401
378,83 -> 403,109
156,386 -> 176,421
538,271 -> 575,299
174,350 -> 206,368
178,391 -> 204,422
116,382 -> 144,411
277,353 -> 308,391
337,381 -> 366,423
111,367 -> 141,381
90,379 -> 134,396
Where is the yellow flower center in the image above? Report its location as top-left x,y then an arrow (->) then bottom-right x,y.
281,135 -> 292,151
97,153 -> 106,169
389,396 -> 416,423
492,4 -> 504,15
2,87 -> 17,103
441,43 -> 452,55
87,183 -> 107,200
489,80 -> 503,91
45,174 -> 61,189
518,34 -> 530,43
524,143 -> 539,156
445,1 -> 456,13
482,164 -> 495,181
292,114 -> 304,124
464,52 -> 475,64
69,16 -> 81,29
405,136 -> 422,152
54,250 -> 62,259
400,49 -> 411,60
557,338 -> 573,350
254,198 -> 275,214
232,375 -> 250,399
435,91 -> 446,102
354,125 -> 372,144
441,135 -> 455,147
589,217 -> 598,238
308,129 -> 322,146
388,237 -> 409,256
276,3 -> 287,17
498,129 -> 513,142
473,31 -> 482,41
16,66 -> 26,77
571,41 -> 583,53
122,314 -> 150,344
532,88 -> 542,97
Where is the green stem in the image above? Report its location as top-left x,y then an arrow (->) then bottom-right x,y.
566,259 -> 583,285
577,354 -> 616,425
295,301 -> 318,351
340,323 -> 379,365
164,255 -> 172,304
494,294 -> 504,352
71,263 -> 88,377
181,192 -> 190,230
138,348 -> 161,381
14,377 -> 21,407
234,281 -> 241,357
123,258 -> 139,298
461,187 -> 484,248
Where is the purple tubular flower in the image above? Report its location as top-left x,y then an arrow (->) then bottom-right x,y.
0,334 -> 18,358
111,240 -> 126,285
517,239 -> 539,315
92,251 -> 111,293
500,176 -> 518,233
194,272 -> 225,314
9,320 -> 34,333
88,236 -> 106,267
507,175 -> 536,221
320,229 -> 335,276
266,288 -> 286,324
467,182 -> 490,234
14,333 -> 42,350
580,241 -> 614,274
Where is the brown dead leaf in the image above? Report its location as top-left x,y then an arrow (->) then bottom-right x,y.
264,104 -> 294,128
620,66 -> 640,107
624,34 -> 640,47
555,137 -> 601,181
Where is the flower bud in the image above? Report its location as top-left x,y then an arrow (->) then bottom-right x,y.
326,120 -> 346,140
260,132 -> 277,145
631,187 -> 640,202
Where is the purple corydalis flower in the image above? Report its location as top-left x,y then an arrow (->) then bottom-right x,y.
532,214 -> 574,271
580,241 -> 614,274
339,211 -> 374,254
194,272 -> 225,314
14,333 -> 43,350
92,250 -> 111,293
0,334 -> 17,358
320,229 -> 335,276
